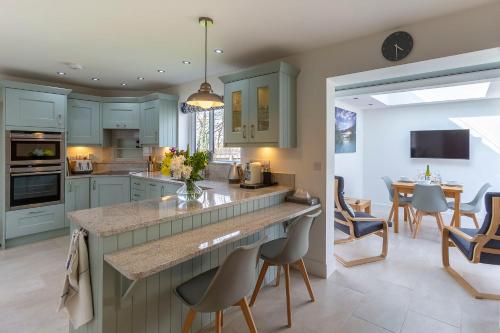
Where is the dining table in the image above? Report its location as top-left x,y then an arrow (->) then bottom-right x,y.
391,181 -> 463,233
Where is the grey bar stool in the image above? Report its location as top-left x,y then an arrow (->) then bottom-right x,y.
412,184 -> 448,238
175,237 -> 267,333
447,182 -> 491,228
249,210 -> 322,328
382,176 -> 415,230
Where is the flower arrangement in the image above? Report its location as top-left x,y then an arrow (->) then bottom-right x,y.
161,146 -> 209,201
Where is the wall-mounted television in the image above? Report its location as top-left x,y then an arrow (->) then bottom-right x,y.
410,129 -> 470,160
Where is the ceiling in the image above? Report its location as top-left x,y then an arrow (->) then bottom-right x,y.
0,0 -> 495,90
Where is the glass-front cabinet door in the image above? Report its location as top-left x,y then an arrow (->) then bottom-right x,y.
248,73 -> 279,143
224,80 -> 249,144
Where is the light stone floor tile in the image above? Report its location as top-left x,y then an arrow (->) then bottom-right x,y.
1,210 -> 500,333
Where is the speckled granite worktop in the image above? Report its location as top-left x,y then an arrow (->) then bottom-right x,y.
68,177 -> 293,237
104,202 -> 321,280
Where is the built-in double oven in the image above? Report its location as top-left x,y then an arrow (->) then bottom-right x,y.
6,131 -> 65,211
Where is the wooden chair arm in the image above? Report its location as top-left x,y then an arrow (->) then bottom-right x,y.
443,226 -> 477,242
351,217 -> 387,223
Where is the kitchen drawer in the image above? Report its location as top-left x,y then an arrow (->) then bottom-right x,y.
165,183 -> 182,195
131,189 -> 146,201
6,204 -> 65,239
131,178 -> 146,191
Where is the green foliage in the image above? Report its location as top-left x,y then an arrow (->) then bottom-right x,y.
186,150 -> 209,181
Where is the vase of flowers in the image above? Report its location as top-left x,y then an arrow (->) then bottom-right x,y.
161,146 -> 209,201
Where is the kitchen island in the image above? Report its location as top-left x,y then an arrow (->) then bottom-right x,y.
68,179 -> 320,333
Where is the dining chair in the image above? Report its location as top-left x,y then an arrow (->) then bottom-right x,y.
175,237 -> 267,333
411,184 -> 448,238
447,183 -> 492,228
334,176 -> 390,267
442,192 -> 500,300
382,176 -> 415,231
249,210 -> 322,328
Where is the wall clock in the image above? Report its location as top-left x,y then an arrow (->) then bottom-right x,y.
382,31 -> 413,61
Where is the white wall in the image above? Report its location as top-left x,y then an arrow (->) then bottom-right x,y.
167,2 -> 500,277
334,101 -> 364,198
363,99 -> 500,214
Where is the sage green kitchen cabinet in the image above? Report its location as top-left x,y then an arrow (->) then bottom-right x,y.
146,181 -> 164,198
67,99 -> 101,145
65,178 -> 90,226
140,98 -> 178,147
219,61 -> 299,148
5,88 -> 67,129
102,103 -> 140,129
90,176 -> 131,208
5,204 -> 65,239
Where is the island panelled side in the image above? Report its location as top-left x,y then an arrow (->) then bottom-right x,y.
71,191 -> 289,333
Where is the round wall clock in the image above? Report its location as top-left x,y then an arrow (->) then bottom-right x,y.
382,31 -> 413,61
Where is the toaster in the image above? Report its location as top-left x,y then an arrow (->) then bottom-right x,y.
70,159 -> 93,174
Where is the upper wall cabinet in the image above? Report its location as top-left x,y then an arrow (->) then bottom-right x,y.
67,99 -> 101,145
139,97 -> 178,147
219,61 -> 299,148
102,103 -> 140,129
2,81 -> 71,131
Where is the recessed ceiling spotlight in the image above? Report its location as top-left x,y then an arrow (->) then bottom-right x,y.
157,69 -> 166,73
214,49 -> 224,54
91,77 -> 100,81
353,97 -> 359,100
56,71 -> 66,75
368,103 -> 374,106
121,83 -> 127,86
137,77 -> 145,80
182,60 -> 191,64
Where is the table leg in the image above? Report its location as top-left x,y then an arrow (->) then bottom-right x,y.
366,205 -> 371,214
393,189 -> 399,233
453,193 -> 461,228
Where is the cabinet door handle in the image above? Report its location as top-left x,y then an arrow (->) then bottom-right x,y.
123,124 -> 127,128
92,181 -> 96,190
149,183 -> 157,187
69,182 -> 73,192
250,124 -> 255,138
58,114 -> 63,125
242,125 -> 247,139
29,210 -> 45,215
161,186 -> 164,196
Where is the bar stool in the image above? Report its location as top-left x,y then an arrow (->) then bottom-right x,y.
249,210 -> 322,328
174,237 -> 267,333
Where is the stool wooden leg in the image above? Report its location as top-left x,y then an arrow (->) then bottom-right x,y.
296,259 -> 315,302
388,206 -> 394,222
215,311 -> 222,333
284,264 -> 292,328
275,266 -> 281,287
250,261 -> 269,306
239,297 -> 258,333
181,308 -> 196,333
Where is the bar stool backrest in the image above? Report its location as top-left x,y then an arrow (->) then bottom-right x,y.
194,237 -> 267,312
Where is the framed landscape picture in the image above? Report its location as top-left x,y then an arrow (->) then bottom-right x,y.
335,107 -> 357,153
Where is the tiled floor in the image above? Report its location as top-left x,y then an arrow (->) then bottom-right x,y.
1,212 -> 500,333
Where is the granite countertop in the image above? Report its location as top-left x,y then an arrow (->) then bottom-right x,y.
66,171 -> 139,179
104,202 -> 321,280
68,178 -> 293,237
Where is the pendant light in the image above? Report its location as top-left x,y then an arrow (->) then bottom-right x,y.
186,17 -> 224,110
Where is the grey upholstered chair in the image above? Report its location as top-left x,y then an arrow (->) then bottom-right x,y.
175,237 -> 267,333
412,184 -> 449,238
382,176 -> 415,231
442,192 -> 500,300
249,210 -> 322,328
447,183 -> 492,228
334,176 -> 390,266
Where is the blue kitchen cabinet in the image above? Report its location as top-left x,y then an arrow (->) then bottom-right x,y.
102,103 -> 140,129
219,61 -> 299,148
65,178 -> 90,226
5,88 -> 67,129
5,204 -> 65,239
140,100 -> 160,145
139,97 -> 178,147
90,176 -> 131,208
67,99 -> 101,145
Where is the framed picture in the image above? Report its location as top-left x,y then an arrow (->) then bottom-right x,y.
335,107 -> 356,153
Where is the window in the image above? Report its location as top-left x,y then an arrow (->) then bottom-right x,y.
194,109 -> 241,161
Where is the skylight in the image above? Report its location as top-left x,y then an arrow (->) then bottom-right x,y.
371,82 -> 491,106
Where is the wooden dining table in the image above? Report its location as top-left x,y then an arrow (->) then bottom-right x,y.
391,181 -> 463,233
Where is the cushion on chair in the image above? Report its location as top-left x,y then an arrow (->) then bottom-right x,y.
334,211 -> 389,238
449,228 -> 478,261
175,267 -> 218,306
260,238 -> 287,261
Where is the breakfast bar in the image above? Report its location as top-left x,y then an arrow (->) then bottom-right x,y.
68,179 -> 319,333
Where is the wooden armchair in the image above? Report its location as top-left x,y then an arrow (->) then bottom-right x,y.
334,176 -> 389,267
442,192 -> 500,300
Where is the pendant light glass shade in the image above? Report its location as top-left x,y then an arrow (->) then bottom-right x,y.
187,17 -> 224,110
